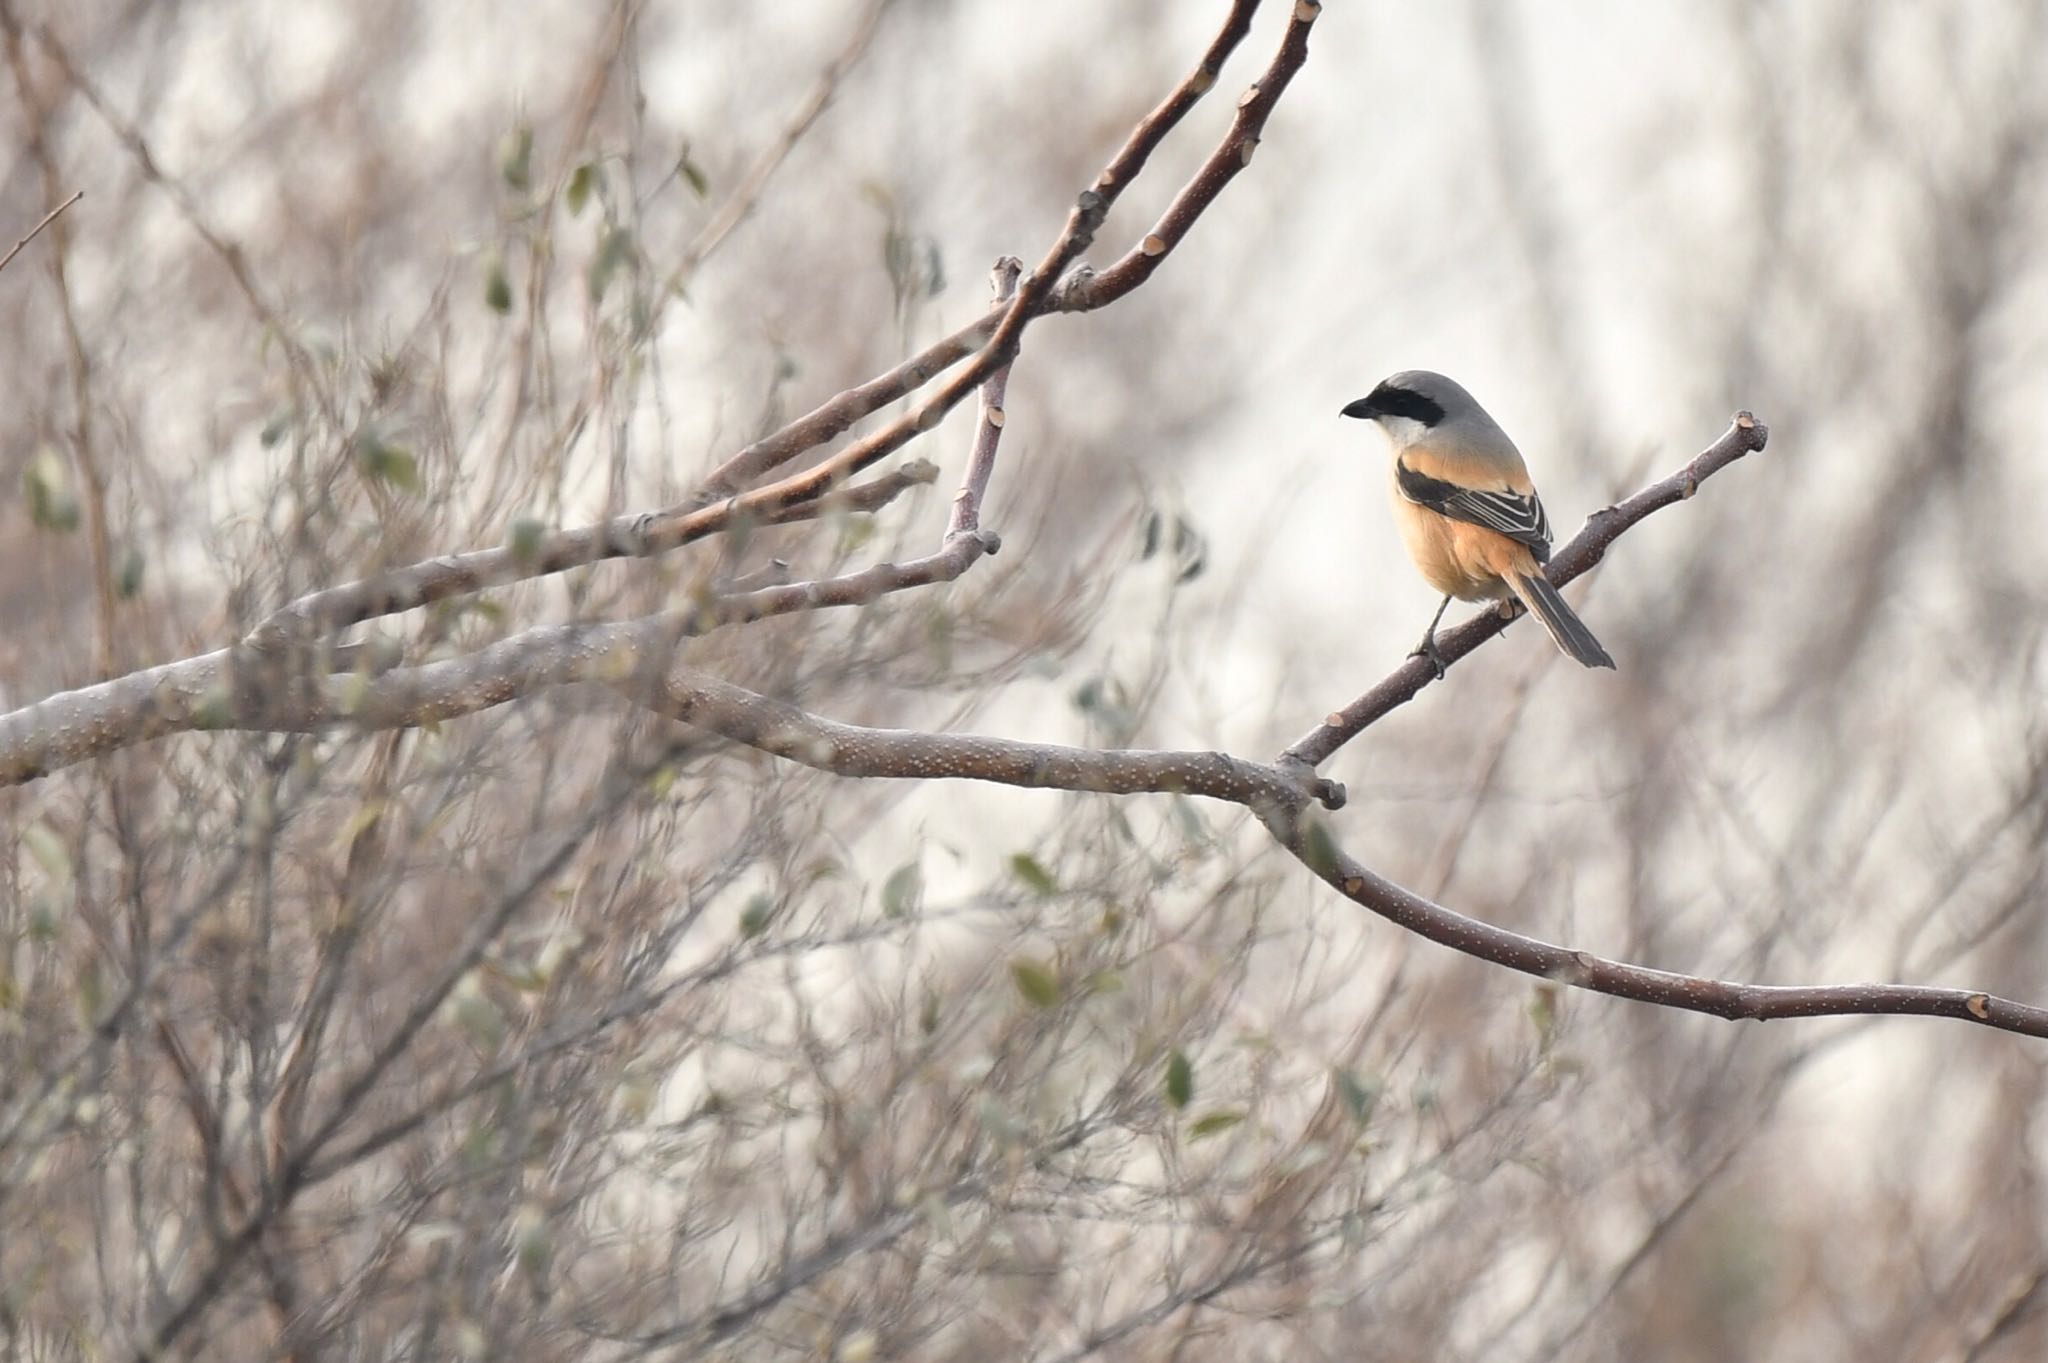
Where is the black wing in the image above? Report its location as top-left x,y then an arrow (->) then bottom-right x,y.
1395,458 -> 1552,561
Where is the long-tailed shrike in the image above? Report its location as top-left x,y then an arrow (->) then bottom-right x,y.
1341,369 -> 1615,675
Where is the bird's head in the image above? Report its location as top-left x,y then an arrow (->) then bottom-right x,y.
1340,370 -> 1482,451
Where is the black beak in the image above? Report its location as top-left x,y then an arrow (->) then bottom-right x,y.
1340,397 -> 1377,420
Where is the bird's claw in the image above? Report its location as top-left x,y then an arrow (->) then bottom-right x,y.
1409,634 -> 1448,681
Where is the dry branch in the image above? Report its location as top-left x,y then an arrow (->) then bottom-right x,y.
237,0 -> 1311,651
1264,808 -> 2048,1036
0,185 -> 80,275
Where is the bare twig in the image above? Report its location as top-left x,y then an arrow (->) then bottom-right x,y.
131,743 -> 665,1361
0,185 -> 79,275
237,0 -> 1311,651
21,19 -> 324,411
11,398 -> 2044,1061
665,0 -> 895,298
945,257 -> 1024,542
1257,805 -> 2048,1036
1056,0 -> 1322,313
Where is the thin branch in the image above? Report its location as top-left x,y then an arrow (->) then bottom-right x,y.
689,311 -> 999,506
1280,412 -> 1771,772
665,0 -> 894,297
1055,0 -> 1322,313
756,456 -> 938,526
237,0 -> 1310,651
0,508 -> 995,787
22,19 -> 325,413
132,744 -> 665,1361
1257,808 -> 2048,1037
945,257 -> 1023,541
0,185 -> 79,275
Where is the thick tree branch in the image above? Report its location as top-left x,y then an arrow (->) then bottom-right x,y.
1280,412 -> 1770,772
646,669 -> 1344,813
21,402 -> 2043,1046
638,661 -> 2048,1039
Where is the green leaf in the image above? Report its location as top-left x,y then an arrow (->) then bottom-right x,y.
835,511 -> 878,554
21,821 -> 71,884
372,446 -> 419,491
1187,1108 -> 1244,1140
22,447 -> 79,532
259,409 -> 294,448
1009,853 -> 1057,897
565,161 -> 597,216
1335,1069 -> 1380,1125
881,860 -> 923,919
737,893 -> 775,939
1164,1050 -> 1193,1109
1300,819 -> 1341,878
587,224 -> 635,301
977,1093 -> 1028,1142
1008,957 -> 1060,1009
677,146 -> 710,199
508,515 -> 546,563
483,248 -> 513,314
1529,983 -> 1559,1052
114,543 -> 145,600
498,125 -> 534,191
353,429 -> 419,492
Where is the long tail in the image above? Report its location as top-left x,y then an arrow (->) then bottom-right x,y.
1507,570 -> 1616,670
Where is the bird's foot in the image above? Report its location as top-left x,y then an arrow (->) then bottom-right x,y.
1409,632 -> 1448,681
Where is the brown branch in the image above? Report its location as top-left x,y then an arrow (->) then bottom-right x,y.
675,0 -> 1314,515
0,184 -> 79,275
238,0 -> 1307,651
1280,412 -> 1771,773
945,257 -> 1023,541
647,656 -> 2047,1036
690,312 -> 1000,505
759,456 -> 939,525
1057,0 -> 1322,313
644,669 -> 1342,812
1260,806 -> 2048,1037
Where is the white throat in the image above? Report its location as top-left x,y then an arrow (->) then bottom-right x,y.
1372,413 -> 1431,452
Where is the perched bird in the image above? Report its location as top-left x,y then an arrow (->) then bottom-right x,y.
1341,370 -> 1615,675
